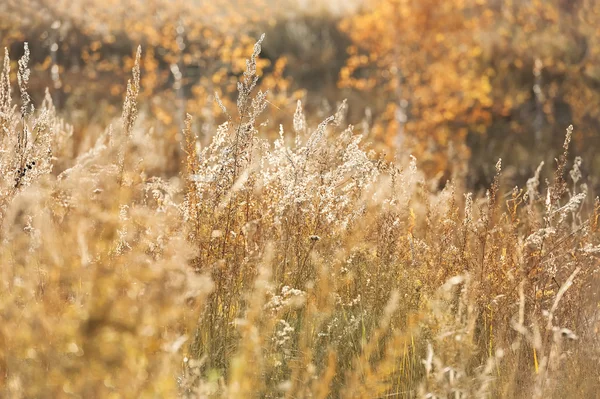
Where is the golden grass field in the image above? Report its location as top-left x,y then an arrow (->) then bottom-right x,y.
2,2 -> 600,398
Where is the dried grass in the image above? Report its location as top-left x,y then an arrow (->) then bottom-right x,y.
1,38 -> 599,399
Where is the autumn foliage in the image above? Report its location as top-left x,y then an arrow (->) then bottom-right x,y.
341,0 -> 600,182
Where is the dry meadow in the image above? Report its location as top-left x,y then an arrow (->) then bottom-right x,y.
1,1 -> 600,398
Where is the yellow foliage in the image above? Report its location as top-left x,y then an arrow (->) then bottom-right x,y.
340,0 -> 491,172
341,0 -> 600,175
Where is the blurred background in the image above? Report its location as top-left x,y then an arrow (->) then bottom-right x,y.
2,0 -> 599,191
